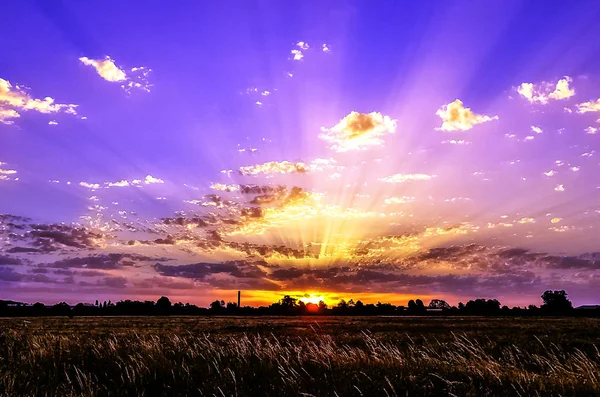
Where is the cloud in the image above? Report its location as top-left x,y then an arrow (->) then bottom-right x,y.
0,77 -> 78,124
531,126 -> 543,134
576,98 -> 600,122
435,99 -> 498,131
585,126 -> 598,134
43,253 -> 167,270
144,175 -> 164,184
107,180 -> 129,187
79,57 -> 151,93
518,217 -> 535,224
319,111 -> 397,152
0,163 -> 17,182
384,196 -> 415,205
517,76 -> 575,104
79,57 -> 127,82
153,260 -> 267,281
379,174 -> 434,183
554,184 -> 565,192
239,161 -> 308,176
210,183 -> 240,192
79,182 -> 101,189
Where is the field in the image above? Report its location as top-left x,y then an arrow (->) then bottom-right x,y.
1,316 -> 600,396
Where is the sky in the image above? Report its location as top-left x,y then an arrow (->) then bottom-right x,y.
2,1 -> 600,307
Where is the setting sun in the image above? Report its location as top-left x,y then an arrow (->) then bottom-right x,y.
299,294 -> 326,305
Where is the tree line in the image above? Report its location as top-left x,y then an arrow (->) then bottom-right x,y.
0,290 -> 597,317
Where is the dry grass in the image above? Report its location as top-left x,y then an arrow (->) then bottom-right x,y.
0,316 -> 599,396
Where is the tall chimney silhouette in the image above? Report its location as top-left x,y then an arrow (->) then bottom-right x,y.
237,290 -> 241,308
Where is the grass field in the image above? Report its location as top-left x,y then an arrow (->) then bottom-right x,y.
1,316 -> 599,396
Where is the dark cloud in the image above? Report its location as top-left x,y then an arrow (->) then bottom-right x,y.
79,276 -> 127,289
0,255 -> 24,266
43,253 -> 170,270
153,260 -> 267,281
28,224 -> 103,250
6,247 -> 43,253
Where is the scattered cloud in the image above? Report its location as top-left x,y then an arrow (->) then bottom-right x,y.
435,99 -> 498,131
554,184 -> 565,192
585,126 -> 598,134
531,126 -> 543,134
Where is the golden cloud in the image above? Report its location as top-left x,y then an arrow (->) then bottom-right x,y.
435,99 -> 497,131
319,111 -> 397,152
239,161 -> 308,176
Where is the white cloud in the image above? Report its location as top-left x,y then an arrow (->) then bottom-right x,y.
144,175 -> 164,184
379,174 -> 434,183
570,166 -> 580,172
435,99 -> 497,131
0,78 -> 78,124
517,76 -> 575,104
543,170 -> 556,177
79,56 -> 151,93
291,50 -> 303,61
107,180 -> 130,187
319,111 -> 397,152
585,126 -> 598,134
531,126 -> 543,134
322,44 -> 330,52
48,120 -> 58,125
554,184 -> 565,192
80,182 -> 101,189
524,136 -> 535,141
297,41 -> 309,50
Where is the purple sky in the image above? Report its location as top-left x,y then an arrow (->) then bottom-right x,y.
1,1 -> 600,307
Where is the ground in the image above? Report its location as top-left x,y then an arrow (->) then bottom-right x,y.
1,316 -> 599,396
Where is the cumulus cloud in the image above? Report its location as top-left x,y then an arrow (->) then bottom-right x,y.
0,77 -> 78,124
436,99 -> 497,131
379,174 -> 434,183
319,111 -> 397,152
79,56 -> 151,93
517,76 -> 575,104
554,184 -> 565,192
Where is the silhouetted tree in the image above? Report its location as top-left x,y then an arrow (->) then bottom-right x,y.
541,290 -> 573,313
428,299 -> 450,310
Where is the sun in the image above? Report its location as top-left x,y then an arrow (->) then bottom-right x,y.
299,294 -> 325,305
